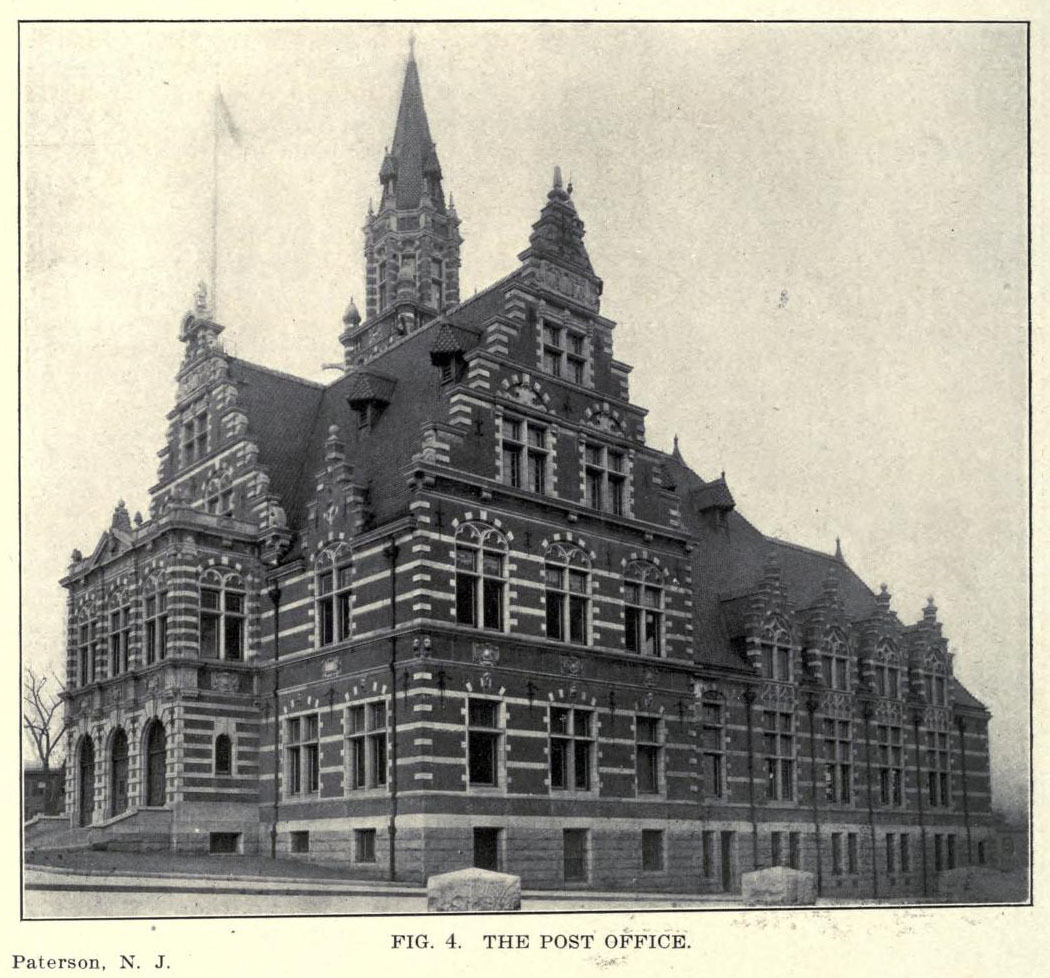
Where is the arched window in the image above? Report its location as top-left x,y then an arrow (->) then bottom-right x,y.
545,544 -> 590,645
624,561 -> 663,656
455,523 -> 507,631
143,575 -> 168,666
760,623 -> 793,682
874,642 -> 902,699
199,571 -> 246,661
822,632 -> 850,690
316,547 -> 353,647
144,720 -> 167,807
214,734 -> 232,776
77,735 -> 95,827
110,728 -> 129,817
204,471 -> 234,516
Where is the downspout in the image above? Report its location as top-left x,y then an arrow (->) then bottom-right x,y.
912,709 -> 929,897
862,701 -> 879,899
956,715 -> 972,864
385,537 -> 400,883
268,582 -> 282,859
805,693 -> 823,897
742,686 -> 759,870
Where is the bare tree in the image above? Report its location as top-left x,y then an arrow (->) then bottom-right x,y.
23,666 -> 68,772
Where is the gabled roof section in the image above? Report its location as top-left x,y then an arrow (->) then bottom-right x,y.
346,369 -> 397,406
429,321 -> 482,363
518,168 -> 596,277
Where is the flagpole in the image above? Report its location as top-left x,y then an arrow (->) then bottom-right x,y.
211,88 -> 219,320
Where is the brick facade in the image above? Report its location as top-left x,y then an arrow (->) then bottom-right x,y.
57,50 -> 996,896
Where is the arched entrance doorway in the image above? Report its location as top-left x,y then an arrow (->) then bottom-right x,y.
77,736 -> 95,827
110,728 -> 129,817
144,721 -> 167,807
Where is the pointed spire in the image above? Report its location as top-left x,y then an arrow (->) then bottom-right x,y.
835,536 -> 843,561
553,165 -> 563,191
385,49 -> 443,212
671,434 -> 684,462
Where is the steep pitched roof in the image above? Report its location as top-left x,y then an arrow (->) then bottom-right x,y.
387,54 -> 445,212
227,358 -> 324,531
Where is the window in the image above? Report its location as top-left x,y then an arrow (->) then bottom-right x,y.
354,829 -> 376,863
771,831 -> 784,867
876,724 -> 904,807
584,443 -> 626,515
199,572 -> 246,661
789,831 -> 801,869
347,701 -> 388,790
847,832 -> 859,874
563,829 -> 589,881
635,715 -> 662,795
545,546 -> 590,645
874,659 -> 901,699
822,643 -> 849,690
831,832 -> 843,875
900,834 -> 912,873
926,730 -> 951,808
925,671 -> 949,707
641,830 -> 664,871
762,638 -> 793,682
885,833 -> 897,874
180,398 -> 209,466
542,322 -> 587,383
144,581 -> 168,665
377,260 -> 388,312
285,714 -> 319,796
429,257 -> 444,308
977,840 -> 987,866
455,524 -> 506,631
214,734 -> 232,776
467,699 -> 501,787
501,417 -> 548,494
702,831 -> 715,878
701,701 -> 725,798
947,833 -> 957,870
624,562 -> 663,656
762,711 -> 795,801
76,619 -> 101,685
109,602 -> 131,677
204,475 -> 233,516
316,550 -> 353,647
549,706 -> 594,791
822,719 -> 853,805
290,831 -> 309,853
934,833 -> 945,872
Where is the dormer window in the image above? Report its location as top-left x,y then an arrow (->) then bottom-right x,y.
355,402 -> 384,429
346,370 -> 396,431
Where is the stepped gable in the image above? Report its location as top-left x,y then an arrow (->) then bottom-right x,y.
226,358 -> 324,531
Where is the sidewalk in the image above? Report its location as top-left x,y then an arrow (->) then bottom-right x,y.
24,864 -> 736,907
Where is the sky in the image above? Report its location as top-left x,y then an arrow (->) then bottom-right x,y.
19,22 -> 1028,815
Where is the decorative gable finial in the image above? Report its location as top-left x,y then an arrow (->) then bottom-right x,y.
552,165 -> 563,191
194,280 -> 210,317
835,536 -> 843,561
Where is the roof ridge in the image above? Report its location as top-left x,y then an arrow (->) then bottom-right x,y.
765,536 -> 838,561
230,356 -> 325,389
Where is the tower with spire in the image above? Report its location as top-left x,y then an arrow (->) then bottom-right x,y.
347,44 -> 461,364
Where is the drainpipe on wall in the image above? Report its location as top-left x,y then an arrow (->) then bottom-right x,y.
956,715 -> 972,864
912,709 -> 929,897
861,700 -> 879,899
805,693 -> 823,897
385,537 -> 400,883
742,685 -> 759,871
268,582 -> 282,860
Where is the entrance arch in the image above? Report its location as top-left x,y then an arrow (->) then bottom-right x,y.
110,728 -> 129,817
77,736 -> 95,827
144,720 -> 167,807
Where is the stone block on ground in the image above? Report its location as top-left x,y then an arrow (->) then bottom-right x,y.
427,867 -> 521,912
741,866 -> 817,906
